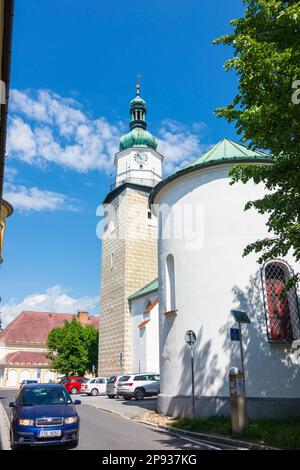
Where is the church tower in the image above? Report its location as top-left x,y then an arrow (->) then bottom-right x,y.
98,83 -> 163,376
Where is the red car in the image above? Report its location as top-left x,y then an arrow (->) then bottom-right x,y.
61,377 -> 87,395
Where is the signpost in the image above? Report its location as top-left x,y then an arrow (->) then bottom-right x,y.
185,330 -> 197,421
229,310 -> 251,432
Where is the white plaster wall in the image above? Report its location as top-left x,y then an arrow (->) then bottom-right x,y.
131,293 -> 159,373
146,303 -> 160,373
155,164 -> 300,400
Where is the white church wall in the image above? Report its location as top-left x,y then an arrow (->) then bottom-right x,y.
155,164 -> 300,419
146,303 -> 160,373
130,293 -> 159,373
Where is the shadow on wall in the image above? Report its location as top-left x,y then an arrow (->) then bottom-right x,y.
223,270 -> 300,398
162,325 -> 227,419
161,270 -> 300,419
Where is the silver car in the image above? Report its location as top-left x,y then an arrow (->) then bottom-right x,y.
106,375 -> 123,398
117,373 -> 160,401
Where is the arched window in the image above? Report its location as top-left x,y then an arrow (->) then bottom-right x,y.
166,254 -> 176,312
262,260 -> 300,342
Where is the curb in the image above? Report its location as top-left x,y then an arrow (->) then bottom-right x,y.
136,420 -> 278,450
82,400 -> 277,450
0,401 -> 10,451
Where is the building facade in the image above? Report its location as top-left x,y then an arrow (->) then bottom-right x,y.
0,197 -> 12,264
150,139 -> 300,420
98,85 -> 163,376
0,310 -> 99,388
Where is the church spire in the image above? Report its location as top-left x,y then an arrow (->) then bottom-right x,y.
129,79 -> 147,131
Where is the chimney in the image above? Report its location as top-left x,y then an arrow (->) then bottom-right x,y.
77,311 -> 89,323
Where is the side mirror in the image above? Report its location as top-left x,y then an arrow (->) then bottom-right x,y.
9,401 -> 16,408
73,400 -> 81,405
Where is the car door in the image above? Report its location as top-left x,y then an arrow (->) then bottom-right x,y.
95,378 -> 106,394
146,375 -> 160,394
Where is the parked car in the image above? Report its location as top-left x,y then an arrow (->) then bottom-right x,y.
61,377 -> 87,395
106,375 -> 122,398
81,377 -> 107,396
19,380 -> 38,389
117,373 -> 160,400
9,383 -> 81,449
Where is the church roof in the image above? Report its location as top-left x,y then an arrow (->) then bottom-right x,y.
128,278 -> 158,301
119,127 -> 158,151
185,139 -> 270,168
149,138 -> 272,205
0,311 -> 99,345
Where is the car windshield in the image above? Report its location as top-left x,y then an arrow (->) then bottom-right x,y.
107,377 -> 116,384
19,387 -> 72,406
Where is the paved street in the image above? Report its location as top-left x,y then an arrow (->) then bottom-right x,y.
0,390 -> 245,450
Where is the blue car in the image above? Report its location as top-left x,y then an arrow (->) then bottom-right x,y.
9,383 -> 81,449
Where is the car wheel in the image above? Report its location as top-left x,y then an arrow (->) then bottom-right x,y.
108,395 -> 115,399
91,388 -> 98,396
10,430 -> 17,450
134,388 -> 145,401
70,387 -> 77,395
124,396 -> 132,400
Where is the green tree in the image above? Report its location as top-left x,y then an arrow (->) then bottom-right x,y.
47,317 -> 99,376
214,0 -> 300,284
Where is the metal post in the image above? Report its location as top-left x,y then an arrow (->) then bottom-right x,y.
191,346 -> 195,421
238,323 -> 246,397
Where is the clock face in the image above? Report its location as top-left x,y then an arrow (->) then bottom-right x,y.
134,151 -> 148,167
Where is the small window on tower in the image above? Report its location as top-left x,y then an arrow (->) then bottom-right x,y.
110,253 -> 114,271
147,211 -> 152,220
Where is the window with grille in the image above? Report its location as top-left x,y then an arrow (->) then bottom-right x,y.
261,261 -> 300,342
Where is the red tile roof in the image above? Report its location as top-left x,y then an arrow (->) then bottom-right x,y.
0,351 -> 51,366
0,311 -> 99,345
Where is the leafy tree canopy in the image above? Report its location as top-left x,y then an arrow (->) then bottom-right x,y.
47,317 -> 98,376
214,0 -> 300,284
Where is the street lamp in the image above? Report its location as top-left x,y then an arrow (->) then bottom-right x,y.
229,309 -> 251,434
230,309 -> 251,392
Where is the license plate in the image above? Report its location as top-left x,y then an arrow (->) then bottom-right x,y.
39,430 -> 61,438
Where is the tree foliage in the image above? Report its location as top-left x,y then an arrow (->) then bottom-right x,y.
47,317 -> 99,376
214,0 -> 300,283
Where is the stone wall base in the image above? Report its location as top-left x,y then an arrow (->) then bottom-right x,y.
158,394 -> 300,420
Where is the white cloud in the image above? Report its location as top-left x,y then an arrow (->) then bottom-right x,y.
7,89 -> 210,176
8,89 -> 121,173
1,285 -> 99,327
3,182 -> 80,213
157,119 -> 210,174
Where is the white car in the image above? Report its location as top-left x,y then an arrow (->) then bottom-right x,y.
81,377 -> 107,396
117,373 -> 160,400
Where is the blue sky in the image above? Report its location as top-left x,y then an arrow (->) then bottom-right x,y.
1,0 -> 245,326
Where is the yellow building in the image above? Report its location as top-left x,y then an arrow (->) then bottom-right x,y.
0,310 -> 99,388
0,198 -> 13,263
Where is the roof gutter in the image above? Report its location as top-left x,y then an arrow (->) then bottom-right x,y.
0,0 -> 14,207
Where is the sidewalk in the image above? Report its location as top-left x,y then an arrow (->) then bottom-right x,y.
79,394 -> 157,419
0,401 -> 10,450
79,394 -> 276,450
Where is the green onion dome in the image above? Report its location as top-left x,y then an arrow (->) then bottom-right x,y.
119,83 -> 157,151
120,127 -> 158,151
